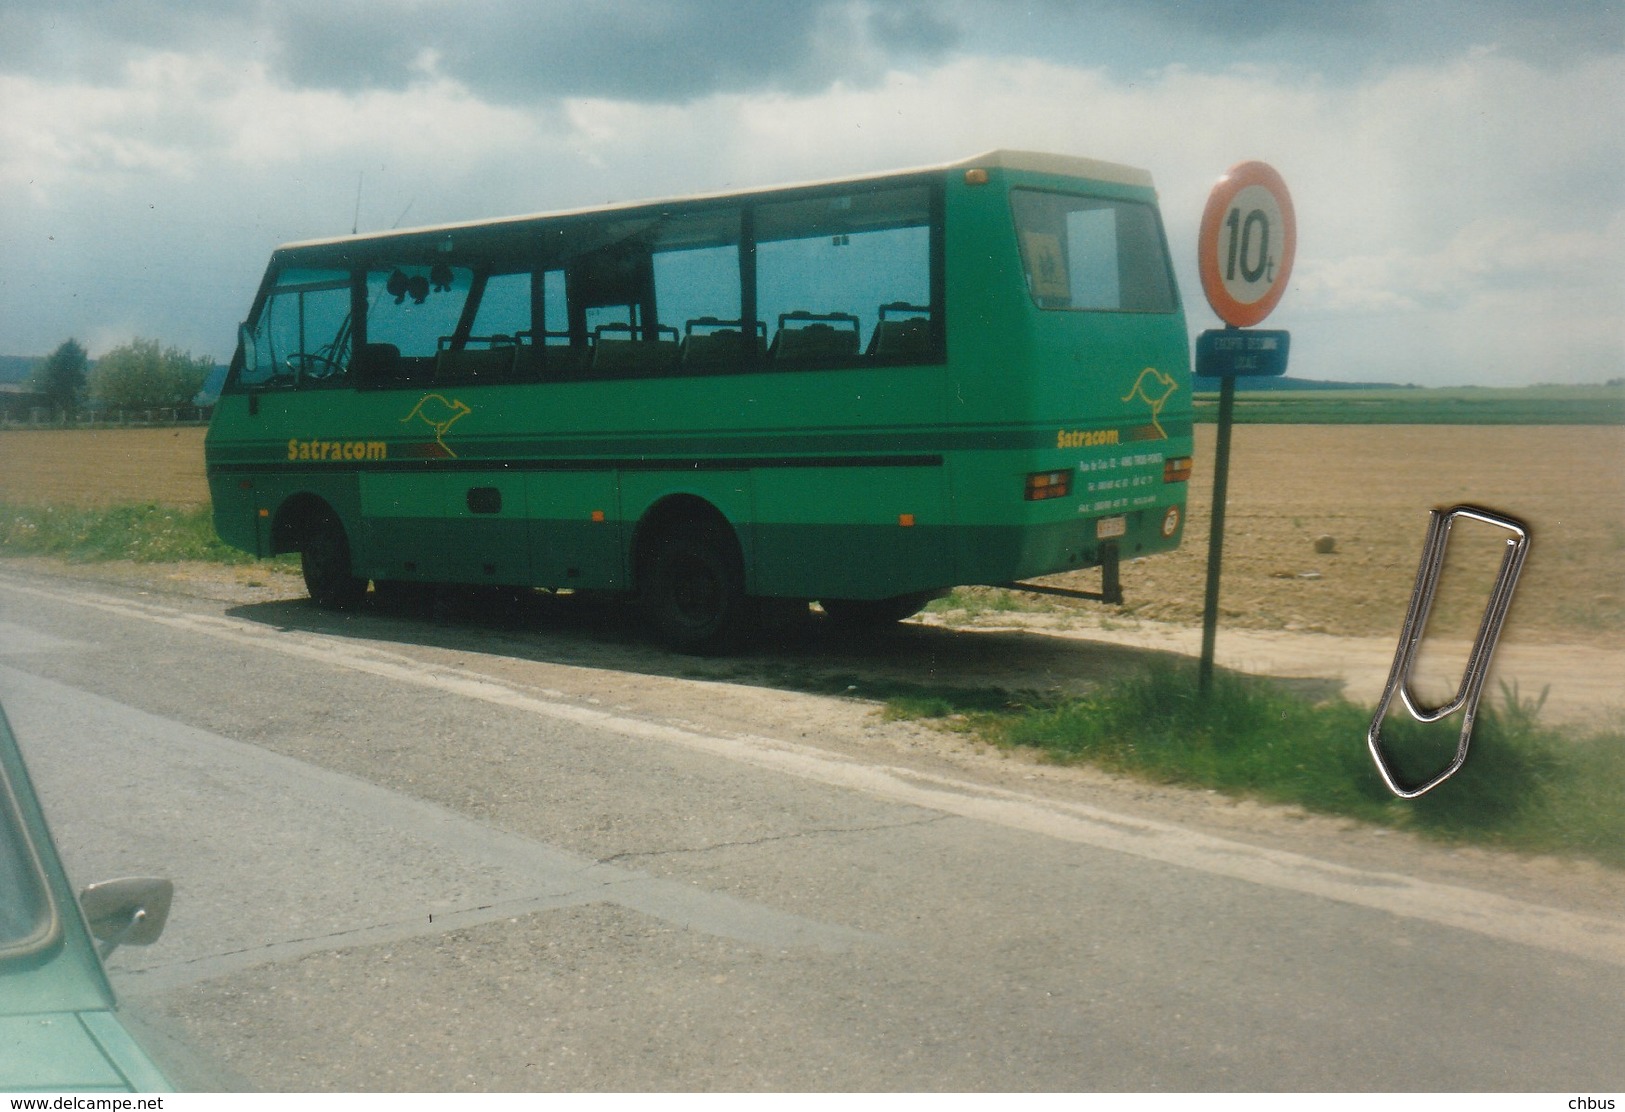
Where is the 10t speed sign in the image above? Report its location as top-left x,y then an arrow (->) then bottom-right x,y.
1197,161 -> 1297,328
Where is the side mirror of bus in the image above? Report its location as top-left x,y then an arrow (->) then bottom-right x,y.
238,322 -> 258,378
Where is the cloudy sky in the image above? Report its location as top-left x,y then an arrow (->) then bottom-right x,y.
1,0 -> 1620,385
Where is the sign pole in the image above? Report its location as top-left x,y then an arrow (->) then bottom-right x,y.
1198,372 -> 1236,695
1193,161 -> 1297,697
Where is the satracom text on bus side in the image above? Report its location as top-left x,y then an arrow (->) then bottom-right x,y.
1056,428 -> 1121,449
286,438 -> 388,462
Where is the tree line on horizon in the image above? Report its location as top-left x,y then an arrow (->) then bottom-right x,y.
23,338 -> 217,416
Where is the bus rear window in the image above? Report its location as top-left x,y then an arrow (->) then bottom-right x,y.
1011,190 -> 1176,313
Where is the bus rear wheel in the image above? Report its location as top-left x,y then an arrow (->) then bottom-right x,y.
644,521 -> 748,654
301,514 -> 368,610
820,591 -> 937,630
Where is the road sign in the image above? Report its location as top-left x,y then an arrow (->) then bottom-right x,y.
1198,161 -> 1297,328
1195,328 -> 1291,378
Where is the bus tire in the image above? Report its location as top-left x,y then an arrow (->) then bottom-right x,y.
820,591 -> 937,630
644,520 -> 748,654
301,513 -> 368,610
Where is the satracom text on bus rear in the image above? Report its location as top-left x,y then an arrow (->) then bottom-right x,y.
206,150 -> 1193,651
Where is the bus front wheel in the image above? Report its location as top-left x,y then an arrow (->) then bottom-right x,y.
301,514 -> 368,610
644,521 -> 748,654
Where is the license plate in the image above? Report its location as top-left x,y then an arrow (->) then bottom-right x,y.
1096,515 -> 1127,540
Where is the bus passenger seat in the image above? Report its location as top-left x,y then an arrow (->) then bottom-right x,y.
682,330 -> 739,371
515,331 -> 585,381
769,312 -> 861,366
867,303 -> 932,361
592,323 -> 680,376
436,340 -> 518,381
682,318 -> 765,373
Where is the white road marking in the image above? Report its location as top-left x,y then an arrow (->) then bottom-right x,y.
4,572 -> 1623,968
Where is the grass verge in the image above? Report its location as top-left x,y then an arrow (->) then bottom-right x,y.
886,665 -> 1625,869
0,502 -> 260,564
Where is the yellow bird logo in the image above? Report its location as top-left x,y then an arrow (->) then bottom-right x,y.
400,393 -> 472,457
1120,367 -> 1178,440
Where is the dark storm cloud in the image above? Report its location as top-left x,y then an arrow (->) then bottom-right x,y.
0,0 -> 1615,96
1104,0 -> 1384,39
1054,0 -> 1618,46
1048,0 -> 1622,72
949,0 -> 1620,84
0,0 -> 960,101
264,0 -> 963,102
0,0 -> 963,98
0,0 -> 258,79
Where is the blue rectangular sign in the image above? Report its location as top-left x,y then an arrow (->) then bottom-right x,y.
1195,329 -> 1290,377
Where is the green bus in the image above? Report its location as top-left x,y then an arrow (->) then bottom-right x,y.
206,150 -> 1194,650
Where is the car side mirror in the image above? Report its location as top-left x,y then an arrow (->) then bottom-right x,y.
80,877 -> 173,958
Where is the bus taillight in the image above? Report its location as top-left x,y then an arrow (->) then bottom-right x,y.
1025,470 -> 1072,501
1163,457 -> 1193,483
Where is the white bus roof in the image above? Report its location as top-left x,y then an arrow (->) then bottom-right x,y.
278,150 -> 1154,253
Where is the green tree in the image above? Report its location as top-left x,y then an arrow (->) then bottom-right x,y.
29,338 -> 89,417
87,338 -> 214,411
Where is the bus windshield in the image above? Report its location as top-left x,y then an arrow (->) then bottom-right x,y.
240,267 -> 353,388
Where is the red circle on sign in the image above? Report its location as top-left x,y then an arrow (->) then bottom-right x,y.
1197,161 -> 1296,327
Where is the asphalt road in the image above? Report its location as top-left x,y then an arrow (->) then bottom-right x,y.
1,567 -> 1621,1092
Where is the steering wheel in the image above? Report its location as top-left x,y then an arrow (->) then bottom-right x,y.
286,353 -> 344,380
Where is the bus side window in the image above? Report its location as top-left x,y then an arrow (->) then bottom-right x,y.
755,186 -> 937,371
650,208 -> 742,375
366,265 -> 473,383
467,272 -> 530,343
440,271 -> 531,383
514,270 -> 576,381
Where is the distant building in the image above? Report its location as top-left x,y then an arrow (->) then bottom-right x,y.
0,383 -> 50,422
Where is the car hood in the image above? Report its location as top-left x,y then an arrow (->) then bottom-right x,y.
0,1010 -> 171,1093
